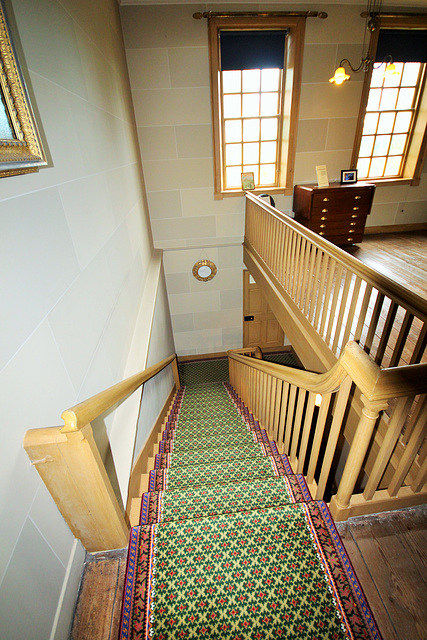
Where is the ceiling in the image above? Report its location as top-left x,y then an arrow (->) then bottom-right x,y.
120,0 -> 427,7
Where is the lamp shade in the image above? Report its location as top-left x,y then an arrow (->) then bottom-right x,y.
329,66 -> 350,84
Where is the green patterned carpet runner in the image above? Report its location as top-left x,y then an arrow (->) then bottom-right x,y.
119,359 -> 382,640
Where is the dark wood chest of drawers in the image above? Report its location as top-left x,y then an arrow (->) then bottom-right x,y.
293,183 -> 376,245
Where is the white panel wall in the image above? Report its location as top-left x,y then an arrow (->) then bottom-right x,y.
121,2 -> 427,356
0,0 -> 173,638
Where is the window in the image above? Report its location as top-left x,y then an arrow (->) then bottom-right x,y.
208,16 -> 306,197
352,18 -> 427,184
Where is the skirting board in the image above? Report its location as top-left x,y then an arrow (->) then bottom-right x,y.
126,385 -> 176,517
365,222 -> 427,235
51,538 -> 86,640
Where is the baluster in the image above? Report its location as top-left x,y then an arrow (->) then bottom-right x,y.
332,270 -> 353,355
389,310 -> 414,367
375,300 -> 398,366
363,396 -> 414,500
388,395 -> 427,496
296,392 -> 316,474
341,276 -> 362,347
325,263 -> 344,346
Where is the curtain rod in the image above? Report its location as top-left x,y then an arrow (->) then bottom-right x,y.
360,11 -> 427,18
193,11 -> 328,20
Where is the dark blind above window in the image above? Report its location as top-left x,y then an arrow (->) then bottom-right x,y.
220,30 -> 287,70
375,29 -> 427,63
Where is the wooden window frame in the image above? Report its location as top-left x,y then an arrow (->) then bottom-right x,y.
351,16 -> 427,187
208,16 -> 306,198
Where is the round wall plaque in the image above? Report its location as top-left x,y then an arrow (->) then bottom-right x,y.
192,259 -> 217,282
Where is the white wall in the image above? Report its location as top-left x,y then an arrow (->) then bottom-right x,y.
0,0 -> 174,638
121,2 -> 427,356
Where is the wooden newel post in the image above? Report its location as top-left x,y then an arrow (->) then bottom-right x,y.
24,423 -> 129,552
330,395 -> 388,521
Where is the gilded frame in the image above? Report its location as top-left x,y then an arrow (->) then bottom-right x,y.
0,0 -> 46,177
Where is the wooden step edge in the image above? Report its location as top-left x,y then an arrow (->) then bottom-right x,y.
129,497 -> 142,527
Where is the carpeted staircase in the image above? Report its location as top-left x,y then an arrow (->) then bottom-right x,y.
119,359 -> 382,640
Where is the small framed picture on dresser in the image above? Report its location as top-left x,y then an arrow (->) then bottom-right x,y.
341,169 -> 358,184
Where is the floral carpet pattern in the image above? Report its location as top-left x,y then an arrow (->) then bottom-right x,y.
120,364 -> 382,640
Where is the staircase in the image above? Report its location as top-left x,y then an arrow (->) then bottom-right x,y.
119,359 -> 382,640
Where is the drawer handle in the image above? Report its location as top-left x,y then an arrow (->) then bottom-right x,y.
353,207 -> 359,210
323,197 -> 330,202
351,214 -> 358,218
320,224 -> 326,228
321,216 -> 327,221
322,208 -> 328,213
349,229 -> 355,233
354,196 -> 361,200
319,231 -> 325,236
350,222 -> 356,226
347,237 -> 352,242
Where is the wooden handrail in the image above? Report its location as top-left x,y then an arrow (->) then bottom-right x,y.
61,354 -> 179,432
229,342 -> 427,401
245,192 -> 427,321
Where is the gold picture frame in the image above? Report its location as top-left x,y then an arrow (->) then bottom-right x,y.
0,0 -> 46,177
192,259 -> 217,282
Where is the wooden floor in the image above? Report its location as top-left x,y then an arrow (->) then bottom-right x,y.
345,230 -> 427,301
70,506 -> 427,640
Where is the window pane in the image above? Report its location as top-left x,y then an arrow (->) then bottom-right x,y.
243,118 -> 260,142
243,142 -> 259,164
223,94 -> 241,118
261,141 -> 277,163
369,156 -> 386,177
379,88 -> 398,110
363,112 -> 379,135
242,69 -> 260,93
261,92 -> 279,116
357,157 -> 370,178
359,136 -> 375,157
367,89 -> 381,111
223,70 -> 241,94
243,165 -> 259,184
226,143 -> 242,165
389,133 -> 407,155
370,65 -> 385,88
260,164 -> 276,184
225,120 -> 242,143
378,111 -> 395,134
225,166 -> 242,188
383,63 -> 402,88
261,68 -> 280,92
396,87 -> 415,110
242,93 -> 259,117
261,117 -> 278,140
384,155 -> 402,176
394,111 -> 412,134
373,135 -> 390,156
401,63 -> 420,87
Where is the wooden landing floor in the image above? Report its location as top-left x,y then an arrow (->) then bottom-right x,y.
345,230 -> 427,301
70,506 -> 427,640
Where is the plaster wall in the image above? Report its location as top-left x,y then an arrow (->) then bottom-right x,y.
0,0 -> 174,637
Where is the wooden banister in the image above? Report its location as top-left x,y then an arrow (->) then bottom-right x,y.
24,353 -> 180,551
229,342 -> 427,519
61,353 -> 179,432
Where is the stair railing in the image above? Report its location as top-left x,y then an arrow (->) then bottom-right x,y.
228,343 -> 427,520
244,192 -> 427,373
23,354 -> 180,551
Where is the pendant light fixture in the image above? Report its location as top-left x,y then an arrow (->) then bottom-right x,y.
329,0 -> 395,85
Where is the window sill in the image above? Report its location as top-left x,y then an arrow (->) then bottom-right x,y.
214,186 -> 292,200
361,177 -> 421,187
